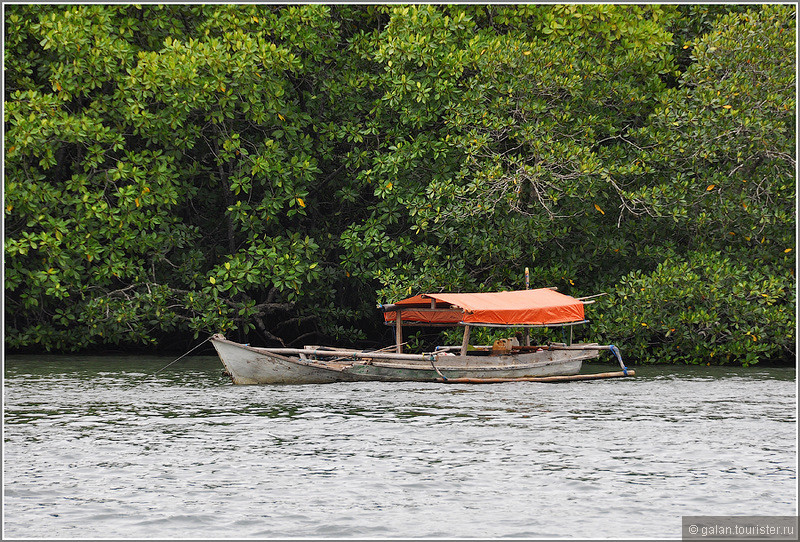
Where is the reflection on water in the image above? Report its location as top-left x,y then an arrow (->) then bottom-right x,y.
3,356 -> 797,538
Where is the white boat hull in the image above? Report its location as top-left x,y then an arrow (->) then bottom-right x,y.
210,334 -> 602,385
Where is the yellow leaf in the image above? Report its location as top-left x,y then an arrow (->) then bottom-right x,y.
8,145 -> 15,153
135,198 -> 140,207
278,113 -> 285,121
296,197 -> 305,208
6,204 -> 12,212
143,186 -> 150,193
682,44 -> 689,49
722,105 -> 732,109
706,184 -> 715,191
386,182 -> 393,190
523,51 -> 531,55
209,277 -> 216,284
55,81 -> 62,91
785,248 -> 792,253
594,203 -> 604,215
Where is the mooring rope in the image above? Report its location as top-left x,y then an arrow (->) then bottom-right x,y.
129,335 -> 212,387
430,358 -> 448,381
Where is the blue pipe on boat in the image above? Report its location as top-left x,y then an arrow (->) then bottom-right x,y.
608,345 -> 628,376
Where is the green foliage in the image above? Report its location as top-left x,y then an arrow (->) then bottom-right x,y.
594,249 -> 794,366
599,5 -> 796,365
4,4 -> 336,349
4,4 -> 795,364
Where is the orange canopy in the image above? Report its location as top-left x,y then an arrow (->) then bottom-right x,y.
383,289 -> 586,326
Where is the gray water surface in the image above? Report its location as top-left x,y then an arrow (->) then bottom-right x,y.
3,355 -> 797,539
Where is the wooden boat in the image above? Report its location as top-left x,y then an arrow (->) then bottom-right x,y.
211,288 -> 634,385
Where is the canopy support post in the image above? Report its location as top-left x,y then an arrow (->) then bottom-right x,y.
524,267 -> 531,346
395,311 -> 403,353
460,325 -> 471,356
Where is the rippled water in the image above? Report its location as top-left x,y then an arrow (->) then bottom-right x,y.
3,355 -> 797,539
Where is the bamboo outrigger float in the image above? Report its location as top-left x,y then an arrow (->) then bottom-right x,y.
211,287 -> 634,385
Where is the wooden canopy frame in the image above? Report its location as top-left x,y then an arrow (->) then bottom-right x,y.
382,289 -> 593,355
